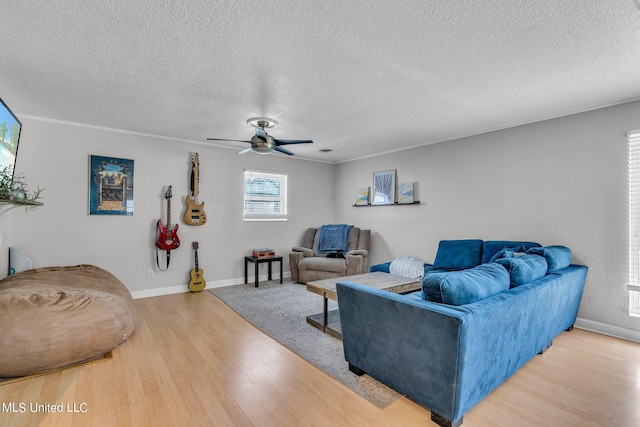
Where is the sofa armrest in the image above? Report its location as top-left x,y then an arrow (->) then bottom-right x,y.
346,249 -> 368,257
336,281 -> 466,422
370,262 -> 391,273
288,252 -> 304,282
291,246 -> 314,257
345,251 -> 369,276
370,261 -> 436,275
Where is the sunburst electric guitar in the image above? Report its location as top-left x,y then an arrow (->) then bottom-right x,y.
156,186 -> 180,251
184,153 -> 207,226
188,242 -> 206,292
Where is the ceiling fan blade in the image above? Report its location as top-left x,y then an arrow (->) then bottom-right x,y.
237,147 -> 253,155
274,139 -> 313,146
207,138 -> 252,144
275,146 -> 295,156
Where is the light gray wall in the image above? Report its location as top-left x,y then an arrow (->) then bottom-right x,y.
335,100 -> 640,331
5,100 -> 640,332
5,119 -> 335,294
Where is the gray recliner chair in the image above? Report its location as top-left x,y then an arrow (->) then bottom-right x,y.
289,226 -> 371,283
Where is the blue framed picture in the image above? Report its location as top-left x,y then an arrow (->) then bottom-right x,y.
89,155 -> 134,215
372,169 -> 396,205
398,182 -> 414,204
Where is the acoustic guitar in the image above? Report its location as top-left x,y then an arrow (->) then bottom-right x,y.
156,186 -> 180,251
184,152 -> 207,226
188,242 -> 206,292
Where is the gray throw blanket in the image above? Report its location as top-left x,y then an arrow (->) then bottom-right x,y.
318,224 -> 352,253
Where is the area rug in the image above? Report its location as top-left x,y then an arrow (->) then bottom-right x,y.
210,280 -> 402,408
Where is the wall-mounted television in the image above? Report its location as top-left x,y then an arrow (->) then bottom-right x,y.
0,97 -> 22,187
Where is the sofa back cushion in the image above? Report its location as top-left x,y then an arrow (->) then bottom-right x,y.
481,241 -> 541,264
526,245 -> 572,272
433,239 -> 483,271
422,263 -> 510,305
495,254 -> 548,287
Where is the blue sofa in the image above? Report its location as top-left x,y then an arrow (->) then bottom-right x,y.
336,240 -> 587,427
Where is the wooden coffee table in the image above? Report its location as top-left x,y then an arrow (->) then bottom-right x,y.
306,271 -> 421,339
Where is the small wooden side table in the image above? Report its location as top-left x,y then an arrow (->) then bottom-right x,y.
244,256 -> 283,287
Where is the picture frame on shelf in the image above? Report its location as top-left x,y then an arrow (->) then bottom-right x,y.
372,169 -> 396,205
398,182 -> 414,204
355,186 -> 370,205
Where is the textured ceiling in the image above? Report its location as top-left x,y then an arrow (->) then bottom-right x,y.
2,0 -> 640,163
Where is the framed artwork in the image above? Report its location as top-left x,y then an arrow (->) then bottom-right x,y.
372,169 -> 396,205
355,186 -> 370,205
398,182 -> 414,204
89,155 -> 134,215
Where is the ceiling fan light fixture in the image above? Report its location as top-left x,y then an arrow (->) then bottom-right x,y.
247,117 -> 278,129
251,135 -> 276,153
208,116 -> 311,156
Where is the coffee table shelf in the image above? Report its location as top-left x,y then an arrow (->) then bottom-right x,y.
306,310 -> 342,340
305,272 -> 421,340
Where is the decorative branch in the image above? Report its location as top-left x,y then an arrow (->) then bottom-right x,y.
0,166 -> 44,210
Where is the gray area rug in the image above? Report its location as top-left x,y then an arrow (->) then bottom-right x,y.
210,280 -> 402,408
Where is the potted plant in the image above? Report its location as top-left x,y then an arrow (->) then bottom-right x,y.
0,166 -> 44,210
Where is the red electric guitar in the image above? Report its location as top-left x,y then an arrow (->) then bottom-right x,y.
156,186 -> 180,251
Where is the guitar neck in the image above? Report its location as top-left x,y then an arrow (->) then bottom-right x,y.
194,250 -> 199,272
193,163 -> 199,198
167,197 -> 171,229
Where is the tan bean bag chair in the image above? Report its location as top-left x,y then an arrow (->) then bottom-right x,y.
0,264 -> 136,378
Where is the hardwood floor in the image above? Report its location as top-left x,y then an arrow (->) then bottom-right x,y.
1,290 -> 640,426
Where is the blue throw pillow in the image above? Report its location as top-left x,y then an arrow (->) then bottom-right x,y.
433,239 -> 483,271
495,254 -> 548,287
526,246 -> 572,272
481,241 -> 541,264
422,263 -> 510,305
488,248 -> 514,263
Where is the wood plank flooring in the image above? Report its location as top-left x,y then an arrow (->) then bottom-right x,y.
1,290 -> 640,426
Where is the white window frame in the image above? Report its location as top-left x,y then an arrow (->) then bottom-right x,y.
627,130 -> 640,316
243,170 -> 288,221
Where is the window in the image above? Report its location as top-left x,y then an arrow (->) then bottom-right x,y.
243,170 -> 288,221
628,130 -> 640,316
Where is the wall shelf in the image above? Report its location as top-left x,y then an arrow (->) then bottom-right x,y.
0,199 -> 44,207
352,201 -> 420,207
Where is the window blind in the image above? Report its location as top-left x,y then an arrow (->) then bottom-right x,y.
628,131 -> 640,297
243,170 -> 288,221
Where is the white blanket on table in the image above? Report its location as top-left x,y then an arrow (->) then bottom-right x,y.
389,256 -> 425,279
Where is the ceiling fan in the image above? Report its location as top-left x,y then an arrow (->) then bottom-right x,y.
207,117 -> 313,156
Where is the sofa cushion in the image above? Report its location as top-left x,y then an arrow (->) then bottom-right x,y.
495,254 -> 548,287
433,239 -> 483,271
481,241 -> 541,264
422,263 -> 510,305
526,245 -> 572,272
298,256 -> 347,274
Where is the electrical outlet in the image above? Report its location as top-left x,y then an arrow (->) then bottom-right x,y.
147,269 -> 154,279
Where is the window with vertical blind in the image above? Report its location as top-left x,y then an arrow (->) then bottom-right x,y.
628,130 -> 640,316
243,170 -> 288,221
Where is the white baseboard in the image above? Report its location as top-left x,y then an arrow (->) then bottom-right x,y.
130,271 -> 291,299
574,317 -> 640,343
